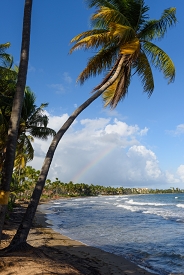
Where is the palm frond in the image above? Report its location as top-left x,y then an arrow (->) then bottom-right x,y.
77,45 -> 119,84
28,127 -> 56,139
70,29 -> 108,45
91,5 -> 131,28
133,51 -> 154,96
16,134 -> 34,162
109,22 -> 135,44
85,0 -> 120,10
139,7 -> 177,40
143,41 -> 175,83
70,30 -> 111,53
0,43 -> 13,68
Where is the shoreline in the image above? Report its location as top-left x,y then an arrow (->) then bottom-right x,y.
35,201 -> 157,275
0,200 -> 157,275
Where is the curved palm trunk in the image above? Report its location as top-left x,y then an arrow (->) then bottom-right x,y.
8,56 -> 125,249
0,0 -> 33,242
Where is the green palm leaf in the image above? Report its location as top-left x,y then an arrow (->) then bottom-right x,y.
139,7 -> 177,40
143,41 -> 175,83
133,51 -> 154,96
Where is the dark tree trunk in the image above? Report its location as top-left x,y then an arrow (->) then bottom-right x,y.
7,57 -> 125,250
0,0 -> 33,242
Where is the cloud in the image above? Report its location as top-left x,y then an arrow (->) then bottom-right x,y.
167,124 -> 184,136
177,165 -> 184,181
29,113 -> 183,189
46,112 -> 69,131
126,146 -> 161,181
165,171 -> 180,184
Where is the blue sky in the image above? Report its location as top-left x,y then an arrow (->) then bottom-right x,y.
1,0 -> 184,189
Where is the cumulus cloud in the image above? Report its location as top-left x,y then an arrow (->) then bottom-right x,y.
29,113 -> 183,189
126,145 -> 161,181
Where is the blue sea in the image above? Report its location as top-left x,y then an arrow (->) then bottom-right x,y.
39,193 -> 184,275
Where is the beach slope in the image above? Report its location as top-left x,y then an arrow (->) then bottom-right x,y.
0,203 -> 155,275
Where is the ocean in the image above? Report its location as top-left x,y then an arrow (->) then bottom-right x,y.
39,193 -> 184,275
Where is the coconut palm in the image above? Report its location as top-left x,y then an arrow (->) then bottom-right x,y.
0,86 -> 56,199
70,0 -> 176,108
7,0 -> 176,250
0,0 -> 33,242
15,87 -> 56,169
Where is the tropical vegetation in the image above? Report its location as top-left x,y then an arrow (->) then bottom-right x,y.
8,165 -> 184,205
0,54 -> 56,241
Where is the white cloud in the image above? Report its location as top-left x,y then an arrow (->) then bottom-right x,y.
177,165 -> 184,181
29,113 -> 184,189
126,145 -> 161,181
47,112 -> 69,131
165,171 -> 180,184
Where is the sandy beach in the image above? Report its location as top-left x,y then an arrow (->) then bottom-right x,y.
0,202 -> 155,275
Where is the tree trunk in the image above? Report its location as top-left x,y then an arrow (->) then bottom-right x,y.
0,0 -> 33,242
7,56 -> 125,250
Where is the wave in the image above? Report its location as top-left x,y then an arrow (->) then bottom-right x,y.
176,204 -> 184,208
116,204 -> 140,212
125,199 -> 167,206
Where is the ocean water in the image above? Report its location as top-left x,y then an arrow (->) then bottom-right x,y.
39,193 -> 184,275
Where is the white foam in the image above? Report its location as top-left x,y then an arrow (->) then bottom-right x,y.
125,199 -> 166,206
176,204 -> 184,208
117,204 -> 139,212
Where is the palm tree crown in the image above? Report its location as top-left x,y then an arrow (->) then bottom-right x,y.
70,0 -> 176,108
15,87 -> 56,169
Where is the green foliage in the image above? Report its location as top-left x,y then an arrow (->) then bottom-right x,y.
0,53 -> 56,176
9,165 -> 183,204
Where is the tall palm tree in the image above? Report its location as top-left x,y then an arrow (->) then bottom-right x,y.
7,0 -> 176,250
0,0 -> 33,242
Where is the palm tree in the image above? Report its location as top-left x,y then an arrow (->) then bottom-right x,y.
7,0 -> 176,250
0,0 -> 33,242
15,87 -> 56,169
0,86 -> 56,206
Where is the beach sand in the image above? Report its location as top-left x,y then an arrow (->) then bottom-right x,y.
0,202 -> 155,275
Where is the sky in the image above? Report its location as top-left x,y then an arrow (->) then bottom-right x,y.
1,0 -> 184,189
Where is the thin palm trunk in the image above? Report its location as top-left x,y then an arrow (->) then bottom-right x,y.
7,56 -> 125,249
0,0 -> 33,242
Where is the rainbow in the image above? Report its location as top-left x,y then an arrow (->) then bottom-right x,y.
72,144 -> 116,183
